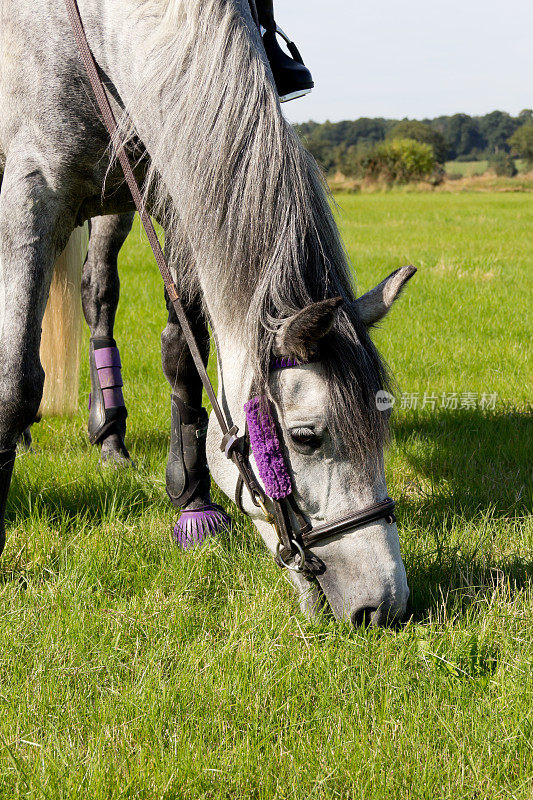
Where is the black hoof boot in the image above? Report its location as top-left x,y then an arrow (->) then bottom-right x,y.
262,26 -> 314,103
166,395 -> 231,549
88,337 -> 131,465
0,449 -> 16,557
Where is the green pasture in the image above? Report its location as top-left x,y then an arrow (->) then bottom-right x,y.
445,158 -> 528,177
445,160 -> 489,177
1,193 -> 531,798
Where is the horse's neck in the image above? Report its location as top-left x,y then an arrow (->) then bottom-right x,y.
213,327 -> 251,426
87,2 -> 154,113
204,325 -> 253,503
94,0 -> 277,362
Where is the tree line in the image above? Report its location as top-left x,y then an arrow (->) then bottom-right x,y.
295,110 -> 533,178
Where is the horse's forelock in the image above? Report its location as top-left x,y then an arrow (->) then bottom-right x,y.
323,306 -> 391,464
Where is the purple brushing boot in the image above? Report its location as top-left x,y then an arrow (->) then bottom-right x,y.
166,395 -> 231,549
88,338 -> 130,464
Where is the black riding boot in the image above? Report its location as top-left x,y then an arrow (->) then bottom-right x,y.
256,0 -> 314,102
0,449 -> 15,556
166,395 -> 230,548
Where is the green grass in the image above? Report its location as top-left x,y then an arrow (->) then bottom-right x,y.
1,193 -> 532,798
445,159 -> 530,177
445,160 -> 489,177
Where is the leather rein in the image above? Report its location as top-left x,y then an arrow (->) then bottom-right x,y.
64,0 -> 396,576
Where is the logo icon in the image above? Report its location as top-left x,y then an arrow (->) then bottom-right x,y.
375,390 -> 395,411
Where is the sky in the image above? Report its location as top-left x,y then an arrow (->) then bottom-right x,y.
277,0 -> 533,124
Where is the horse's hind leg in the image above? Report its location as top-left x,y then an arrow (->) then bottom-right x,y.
0,147 -> 70,553
81,213 -> 134,465
161,289 -> 231,547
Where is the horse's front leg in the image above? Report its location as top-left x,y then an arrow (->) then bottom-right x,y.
0,146 -> 70,553
81,213 -> 134,465
161,291 -> 231,547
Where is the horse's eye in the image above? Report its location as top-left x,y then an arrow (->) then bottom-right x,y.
289,427 -> 322,451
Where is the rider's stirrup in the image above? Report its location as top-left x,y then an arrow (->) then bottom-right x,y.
261,25 -> 314,103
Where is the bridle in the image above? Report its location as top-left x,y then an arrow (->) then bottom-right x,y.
64,0 -> 396,576
232,361 -> 396,575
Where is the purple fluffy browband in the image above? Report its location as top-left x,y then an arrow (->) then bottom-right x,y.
244,396 -> 292,500
270,355 -> 317,371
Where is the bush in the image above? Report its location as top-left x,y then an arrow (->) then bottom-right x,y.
358,139 -> 436,184
508,124 -> 533,166
489,153 -> 517,177
336,143 -> 368,178
387,120 -> 448,162
429,164 -> 446,186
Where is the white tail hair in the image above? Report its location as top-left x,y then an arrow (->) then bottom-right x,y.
39,225 -> 89,417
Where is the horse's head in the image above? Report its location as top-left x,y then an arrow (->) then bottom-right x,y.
207,266 -> 415,626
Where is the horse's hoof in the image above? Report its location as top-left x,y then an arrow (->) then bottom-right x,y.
173,504 -> 232,549
100,447 -> 133,468
98,429 -> 132,468
17,428 -> 33,453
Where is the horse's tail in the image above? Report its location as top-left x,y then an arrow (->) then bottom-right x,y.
39,225 -> 89,417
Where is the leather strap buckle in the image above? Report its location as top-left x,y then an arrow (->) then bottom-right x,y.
220,425 -> 240,458
195,424 -> 208,439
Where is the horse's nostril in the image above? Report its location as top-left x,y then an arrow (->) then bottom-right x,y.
351,606 -> 377,627
351,602 -> 402,627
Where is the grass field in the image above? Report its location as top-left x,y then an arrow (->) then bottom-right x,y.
445,159 -> 529,177
445,160 -> 490,177
1,193 -> 532,798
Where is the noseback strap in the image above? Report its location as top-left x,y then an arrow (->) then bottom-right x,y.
276,497 -> 396,568
301,497 -> 396,548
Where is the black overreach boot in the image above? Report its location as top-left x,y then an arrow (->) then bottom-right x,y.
0,449 -> 15,557
166,395 -> 230,549
88,337 -> 128,447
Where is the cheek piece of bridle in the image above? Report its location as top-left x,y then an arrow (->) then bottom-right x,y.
64,0 -> 396,576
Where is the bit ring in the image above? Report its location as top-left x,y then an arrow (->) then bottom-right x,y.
276,540 -> 306,572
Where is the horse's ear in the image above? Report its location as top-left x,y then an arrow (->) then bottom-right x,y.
355,265 -> 416,327
273,297 -> 343,360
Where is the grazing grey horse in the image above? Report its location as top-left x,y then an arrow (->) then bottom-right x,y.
0,0 -> 415,624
